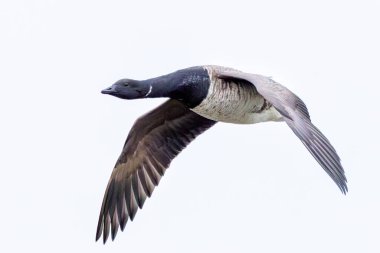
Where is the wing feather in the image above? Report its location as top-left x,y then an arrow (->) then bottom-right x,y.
96,99 -> 216,243
215,69 -> 347,193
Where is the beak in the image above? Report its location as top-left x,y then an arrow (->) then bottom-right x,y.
101,85 -> 116,95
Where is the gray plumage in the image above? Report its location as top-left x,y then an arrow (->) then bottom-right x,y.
97,65 -> 347,243
215,68 -> 347,193
96,99 -> 215,243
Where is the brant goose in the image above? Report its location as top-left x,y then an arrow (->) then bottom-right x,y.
97,65 -> 347,243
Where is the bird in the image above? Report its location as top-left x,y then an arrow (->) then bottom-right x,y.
96,65 -> 347,243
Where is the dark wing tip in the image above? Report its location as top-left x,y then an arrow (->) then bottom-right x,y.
341,182 -> 348,195
286,116 -> 348,194
95,219 -> 103,242
95,164 -> 167,243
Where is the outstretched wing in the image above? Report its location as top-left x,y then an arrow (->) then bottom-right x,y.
215,69 -> 347,194
96,99 -> 216,243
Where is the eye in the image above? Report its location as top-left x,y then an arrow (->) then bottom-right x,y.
123,83 -> 129,87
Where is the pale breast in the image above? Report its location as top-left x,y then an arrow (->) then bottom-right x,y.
191,67 -> 283,124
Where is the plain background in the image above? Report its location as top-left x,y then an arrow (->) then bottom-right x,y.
1,0 -> 379,252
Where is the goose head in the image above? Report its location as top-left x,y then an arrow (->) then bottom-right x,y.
101,79 -> 150,99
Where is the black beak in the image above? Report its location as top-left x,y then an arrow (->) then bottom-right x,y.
101,85 -> 116,95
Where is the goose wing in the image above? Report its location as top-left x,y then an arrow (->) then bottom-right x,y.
215,69 -> 347,194
96,99 -> 216,243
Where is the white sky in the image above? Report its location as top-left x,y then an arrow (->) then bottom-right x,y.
1,0 -> 379,252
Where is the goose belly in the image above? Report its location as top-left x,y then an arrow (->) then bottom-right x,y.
190,79 -> 283,124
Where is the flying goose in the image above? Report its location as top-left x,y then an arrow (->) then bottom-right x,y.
97,65 -> 347,243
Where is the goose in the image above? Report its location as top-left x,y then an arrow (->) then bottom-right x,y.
96,65 -> 347,243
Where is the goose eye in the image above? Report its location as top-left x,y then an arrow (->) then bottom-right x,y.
123,83 -> 129,87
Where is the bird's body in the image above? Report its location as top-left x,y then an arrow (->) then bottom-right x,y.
97,65 -> 347,243
192,66 -> 283,124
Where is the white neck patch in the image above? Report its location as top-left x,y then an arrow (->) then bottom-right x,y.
145,85 -> 153,97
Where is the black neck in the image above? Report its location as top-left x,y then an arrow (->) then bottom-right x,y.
141,66 -> 210,108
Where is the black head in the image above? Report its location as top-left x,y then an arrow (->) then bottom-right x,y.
101,79 -> 150,99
